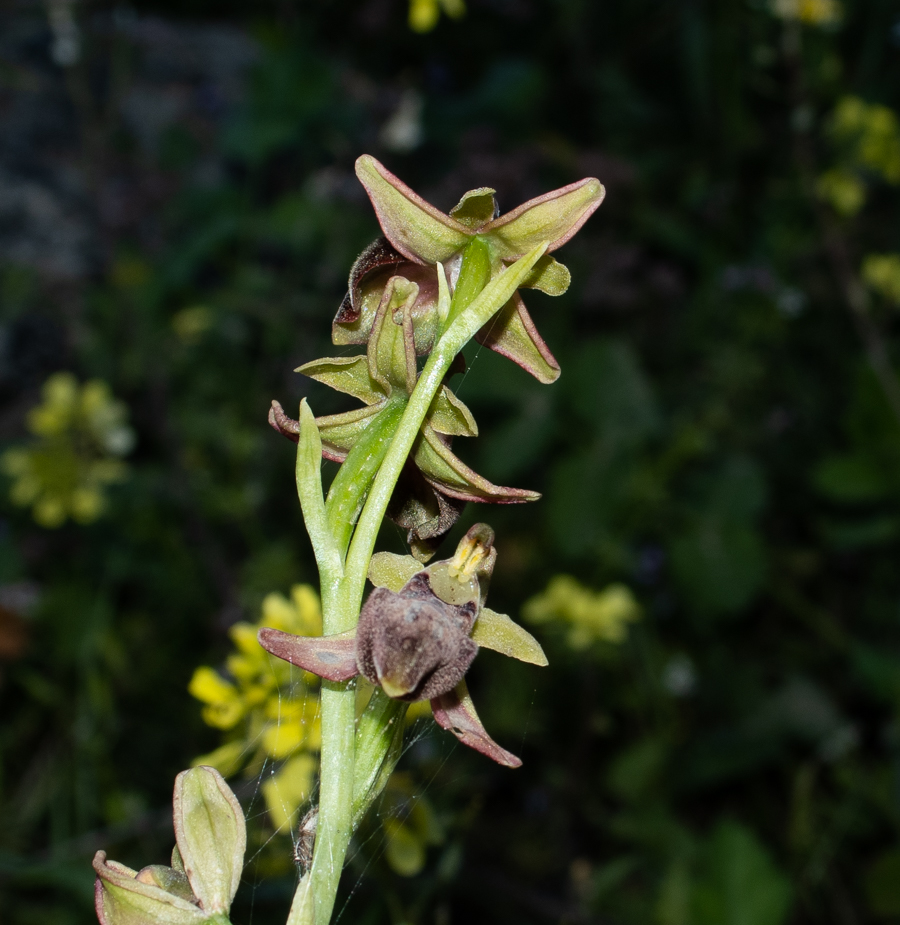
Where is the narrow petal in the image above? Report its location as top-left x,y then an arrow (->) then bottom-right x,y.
368,551 -> 425,591
368,276 -> 419,395
471,608 -> 548,666
449,187 -> 499,229
315,405 -> 383,462
431,680 -> 522,768
520,254 -> 571,296
258,627 -> 360,682
428,385 -> 478,437
297,356 -> 387,406
269,400 -> 300,444
335,237 -> 406,329
356,155 -> 471,264
414,425 -> 541,504
476,293 -> 560,384
483,177 -> 605,258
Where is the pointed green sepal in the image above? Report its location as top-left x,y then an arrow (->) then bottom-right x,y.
414,425 -> 540,503
356,155 -> 471,265
475,293 -> 560,384
296,356 -> 386,406
482,177 -> 605,258
315,406 -> 382,462
471,608 -> 548,666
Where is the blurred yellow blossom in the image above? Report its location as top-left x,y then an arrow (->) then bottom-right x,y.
770,0 -> 841,25
190,584 -> 324,832
1,372 -> 134,528
863,254 -> 900,305
523,576 -> 641,650
818,97 -> 900,214
816,168 -> 866,216
172,305 -> 214,344
408,0 -> 464,32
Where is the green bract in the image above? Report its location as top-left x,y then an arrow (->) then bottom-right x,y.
94,767 -> 245,925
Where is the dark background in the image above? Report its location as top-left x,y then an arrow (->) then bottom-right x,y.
2,0 -> 900,922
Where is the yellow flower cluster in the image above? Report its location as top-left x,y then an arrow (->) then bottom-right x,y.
1,372 -> 134,528
862,254 -> 900,306
818,97 -> 900,216
408,0 -> 464,32
189,585 -> 323,832
523,576 -> 641,650
770,0 -> 842,25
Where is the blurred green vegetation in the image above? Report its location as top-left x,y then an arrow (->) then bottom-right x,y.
2,0 -> 900,923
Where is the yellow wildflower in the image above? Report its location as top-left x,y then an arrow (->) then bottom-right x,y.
408,0 -> 465,32
1,372 -> 134,528
523,575 -> 641,650
863,254 -> 900,306
770,0 -> 842,25
190,583 -> 323,831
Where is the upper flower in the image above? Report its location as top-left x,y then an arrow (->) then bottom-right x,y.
333,155 -> 605,384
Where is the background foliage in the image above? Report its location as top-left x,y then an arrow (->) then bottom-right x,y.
2,0 -> 900,922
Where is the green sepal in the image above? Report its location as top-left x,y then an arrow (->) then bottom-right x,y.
482,177 -> 605,258
356,155 -> 470,264
471,608 -> 549,666
413,425 -> 541,503
428,386 -> 478,437
296,356 -> 386,406
94,853 -> 207,925
475,293 -> 560,384
315,406 -> 381,461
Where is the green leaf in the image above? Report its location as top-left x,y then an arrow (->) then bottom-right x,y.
471,608 -> 548,666
692,821 -> 792,925
812,453 -> 890,502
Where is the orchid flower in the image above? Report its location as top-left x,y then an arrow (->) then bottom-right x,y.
334,155 -> 605,384
258,524 -> 547,767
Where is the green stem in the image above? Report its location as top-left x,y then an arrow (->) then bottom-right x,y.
325,399 -> 407,558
